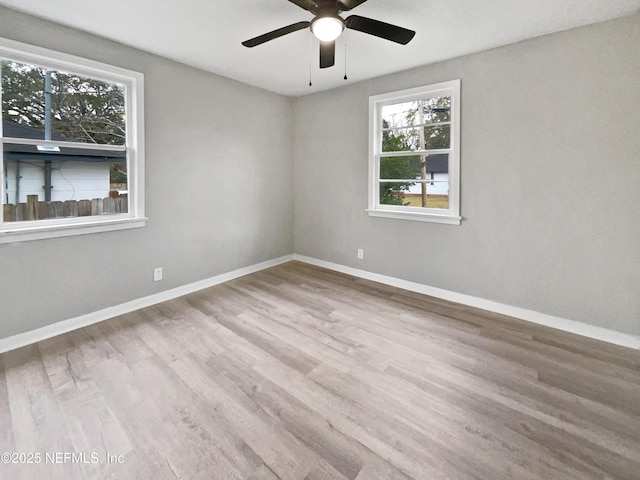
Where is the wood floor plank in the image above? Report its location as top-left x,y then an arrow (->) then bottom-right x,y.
3,345 -> 85,480
37,334 -> 133,480
384,348 -> 640,465
65,324 -> 119,368
307,362 -> 553,480
216,311 -> 320,375
1,261 -> 638,479
207,349 -> 411,480
168,353 -> 316,480
384,362 -> 639,480
254,356 -> 475,479
248,464 -> 282,480
303,460 -> 350,480
0,355 -> 16,454
472,357 -> 640,445
98,353 -> 248,479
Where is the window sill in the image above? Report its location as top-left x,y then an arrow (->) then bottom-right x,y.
0,216 -> 147,244
366,208 -> 461,225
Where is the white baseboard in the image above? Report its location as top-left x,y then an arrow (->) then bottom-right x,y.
293,254 -> 640,351
0,254 -> 294,354
3,252 -> 638,354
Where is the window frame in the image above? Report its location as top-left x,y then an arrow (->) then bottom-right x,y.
367,80 -> 461,225
0,37 -> 145,244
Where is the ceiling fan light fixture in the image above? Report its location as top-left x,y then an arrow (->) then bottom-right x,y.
311,16 -> 344,42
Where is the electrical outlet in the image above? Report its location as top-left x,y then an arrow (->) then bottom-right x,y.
357,248 -> 364,260
153,267 -> 163,282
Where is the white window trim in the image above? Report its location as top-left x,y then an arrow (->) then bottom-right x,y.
367,80 -> 461,225
0,36 -> 146,244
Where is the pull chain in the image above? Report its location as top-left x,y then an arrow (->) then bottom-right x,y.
306,29 -> 348,86
309,31 -> 313,87
344,29 -> 348,81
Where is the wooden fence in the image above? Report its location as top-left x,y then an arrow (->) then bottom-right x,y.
3,194 -> 128,222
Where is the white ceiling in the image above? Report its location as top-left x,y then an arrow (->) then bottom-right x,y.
1,0 -> 639,96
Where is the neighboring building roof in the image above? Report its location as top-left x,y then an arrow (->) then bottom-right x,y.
2,118 -> 69,141
2,119 -> 125,163
425,154 -> 448,174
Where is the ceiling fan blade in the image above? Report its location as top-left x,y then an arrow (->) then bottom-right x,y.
337,0 -> 368,11
319,40 -> 335,68
288,0 -> 318,12
345,15 -> 415,45
242,21 -> 310,48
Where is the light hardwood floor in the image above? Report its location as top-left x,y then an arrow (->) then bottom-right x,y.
1,261 -> 639,479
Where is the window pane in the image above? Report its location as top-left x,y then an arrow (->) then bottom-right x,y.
1,60 -> 126,145
380,152 -> 449,210
403,181 -> 449,209
2,143 -> 127,222
382,128 -> 419,152
424,153 -> 449,175
379,182 -> 414,206
382,100 -> 420,129
380,155 -> 423,179
381,96 -> 451,130
380,181 -> 449,209
423,96 -> 451,123
429,189 -> 449,209
383,127 -> 431,152
380,153 -> 448,178
405,191 -> 450,209
424,124 -> 450,149
382,124 -> 451,152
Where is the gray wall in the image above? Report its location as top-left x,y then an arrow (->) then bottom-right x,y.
293,13 -> 640,335
2,7 -> 638,341
0,7 -> 294,338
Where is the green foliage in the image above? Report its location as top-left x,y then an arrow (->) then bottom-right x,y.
110,164 -> 127,184
1,60 -> 125,145
403,96 -> 451,150
380,120 -> 418,205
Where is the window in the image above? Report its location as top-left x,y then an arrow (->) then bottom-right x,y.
0,37 -> 145,243
368,80 -> 461,225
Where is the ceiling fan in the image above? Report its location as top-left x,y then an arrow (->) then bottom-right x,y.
242,0 -> 416,69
